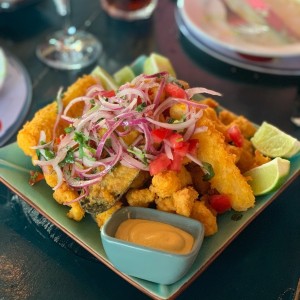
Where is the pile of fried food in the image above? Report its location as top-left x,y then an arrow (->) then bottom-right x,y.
17,71 -> 270,237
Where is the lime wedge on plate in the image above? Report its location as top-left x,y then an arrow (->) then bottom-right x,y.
113,66 -> 135,87
244,157 -> 290,196
91,66 -> 118,90
251,122 -> 300,158
0,48 -> 7,91
143,53 -> 176,77
130,55 -> 147,75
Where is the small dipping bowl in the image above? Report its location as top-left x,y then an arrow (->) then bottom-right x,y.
101,206 -> 204,285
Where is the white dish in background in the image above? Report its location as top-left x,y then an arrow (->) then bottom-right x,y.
177,0 -> 300,58
176,8 -> 300,76
0,49 -> 32,147
0,48 -> 7,91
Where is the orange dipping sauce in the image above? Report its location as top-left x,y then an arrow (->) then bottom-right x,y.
115,219 -> 194,254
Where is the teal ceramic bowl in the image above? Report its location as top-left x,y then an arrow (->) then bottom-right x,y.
101,206 -> 204,285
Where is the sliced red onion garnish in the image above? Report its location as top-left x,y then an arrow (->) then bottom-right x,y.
34,71 -> 218,196
186,87 -> 222,98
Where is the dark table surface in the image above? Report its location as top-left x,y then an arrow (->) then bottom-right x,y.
0,0 -> 300,299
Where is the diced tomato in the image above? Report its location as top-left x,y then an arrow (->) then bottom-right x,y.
151,128 -> 172,143
174,142 -> 189,157
167,133 -> 184,149
187,139 -> 199,155
149,153 -> 171,176
55,134 -> 65,145
227,125 -> 244,147
100,90 -> 116,98
165,83 -> 186,99
169,151 -> 184,171
29,170 -> 45,186
209,194 -> 231,213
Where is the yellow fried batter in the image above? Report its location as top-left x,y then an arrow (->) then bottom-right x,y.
173,186 -> 198,217
219,110 -> 257,139
193,108 -> 255,211
190,200 -> 218,236
155,196 -> 175,213
126,188 -> 155,207
17,75 -> 98,160
150,166 -> 192,198
17,75 -> 98,221
95,201 -> 123,228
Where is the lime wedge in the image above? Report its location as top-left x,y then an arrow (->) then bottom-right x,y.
113,65 -> 135,87
143,53 -> 176,77
244,157 -> 290,196
251,122 -> 300,158
131,55 -> 147,75
0,48 -> 7,91
91,66 -> 118,90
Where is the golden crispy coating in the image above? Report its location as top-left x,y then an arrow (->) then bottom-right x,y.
17,75 -> 98,160
150,171 -> 182,198
177,165 -> 193,187
150,166 -> 192,198
253,150 -> 271,167
126,188 -> 155,207
95,201 -> 123,228
173,186 -> 198,217
190,200 -> 218,236
16,75 -> 98,221
43,165 -> 85,221
200,98 -> 219,109
219,110 -> 257,139
155,196 -> 175,213
193,108 -> 255,211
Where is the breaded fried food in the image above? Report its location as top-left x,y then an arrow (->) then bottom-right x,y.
193,108 -> 255,211
126,188 -> 155,207
16,75 -> 98,221
150,166 -> 192,198
191,200 -> 218,236
42,165 -> 84,221
155,196 -> 175,213
95,201 -> 123,228
173,186 -> 198,217
219,110 -> 257,139
82,164 -> 140,215
17,75 -> 98,160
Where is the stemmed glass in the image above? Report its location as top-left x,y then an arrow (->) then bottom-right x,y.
36,0 -> 102,70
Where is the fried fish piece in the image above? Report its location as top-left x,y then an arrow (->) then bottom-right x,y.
126,188 -> 155,207
17,75 -> 98,160
190,200 -> 218,236
193,108 -> 255,211
95,201 -> 123,228
16,75 -> 98,221
81,164 -> 140,216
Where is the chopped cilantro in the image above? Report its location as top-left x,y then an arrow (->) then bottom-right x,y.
136,102 -> 147,112
65,126 -> 74,134
202,162 -> 215,181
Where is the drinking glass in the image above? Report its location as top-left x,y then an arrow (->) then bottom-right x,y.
36,0 -> 102,70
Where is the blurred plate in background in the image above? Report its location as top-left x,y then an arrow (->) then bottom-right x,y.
177,0 -> 300,58
0,49 -> 32,147
176,8 -> 300,76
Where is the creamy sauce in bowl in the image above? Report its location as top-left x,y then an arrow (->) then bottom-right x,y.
115,219 -> 194,254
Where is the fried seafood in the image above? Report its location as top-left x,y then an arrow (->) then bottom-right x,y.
16,70 -> 262,237
193,108 -> 255,211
